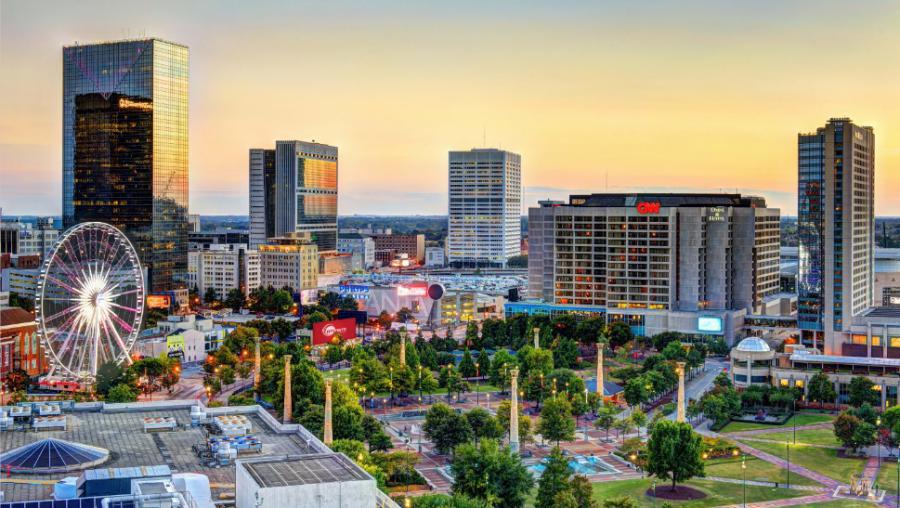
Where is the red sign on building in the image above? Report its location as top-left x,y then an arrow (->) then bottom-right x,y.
636,201 -> 661,214
312,318 -> 357,345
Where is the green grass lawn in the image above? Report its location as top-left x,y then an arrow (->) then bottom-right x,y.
720,413 -> 834,433
704,456 -> 817,486
875,458 -> 900,495
584,478 -> 805,507
737,439 -> 865,484
747,427 -> 840,447
322,368 -> 351,381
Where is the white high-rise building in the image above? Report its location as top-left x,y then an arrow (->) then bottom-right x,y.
798,118 -> 876,354
447,148 -> 521,267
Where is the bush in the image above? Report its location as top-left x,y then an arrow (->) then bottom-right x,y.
660,402 -> 675,416
228,393 -> 256,406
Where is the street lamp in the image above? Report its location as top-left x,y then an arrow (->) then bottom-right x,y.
786,440 -> 791,488
475,362 -> 480,407
877,417 -> 882,466
793,399 -> 797,444
742,454 -> 747,508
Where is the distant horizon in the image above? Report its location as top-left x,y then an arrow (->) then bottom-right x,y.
3,1 -> 900,216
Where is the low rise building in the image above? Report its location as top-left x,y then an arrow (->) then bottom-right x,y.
190,244 -> 259,299
425,246 -> 445,267
371,233 -> 425,264
0,307 -> 47,378
337,234 -> 375,269
258,233 -> 319,293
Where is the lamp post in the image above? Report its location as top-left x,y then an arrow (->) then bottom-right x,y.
475,362 -> 480,407
877,417 -> 882,466
793,399 -> 797,444
417,365 -> 423,403
742,454 -> 747,508
389,366 -> 394,406
786,441 -> 791,488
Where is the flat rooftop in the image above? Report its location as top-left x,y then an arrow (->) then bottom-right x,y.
243,454 -> 368,488
0,408 -> 316,502
563,193 -> 766,208
863,307 -> 900,319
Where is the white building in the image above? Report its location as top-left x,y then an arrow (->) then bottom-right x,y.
425,246 -> 445,267
258,233 -> 319,293
798,118 -> 875,354
156,313 -> 230,353
447,148 -> 521,268
338,234 -> 375,269
191,244 -> 259,299
1,221 -> 59,258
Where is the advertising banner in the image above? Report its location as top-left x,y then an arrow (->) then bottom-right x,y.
312,318 -> 357,345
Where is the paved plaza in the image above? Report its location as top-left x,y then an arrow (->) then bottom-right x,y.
0,408 -> 315,502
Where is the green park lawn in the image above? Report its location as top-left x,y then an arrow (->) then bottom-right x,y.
748,427 -> 840,447
737,439 -> 866,484
875,458 -> 900,496
720,413 -> 834,433
583,478 -> 806,507
703,456 -> 817,486
322,368 -> 351,381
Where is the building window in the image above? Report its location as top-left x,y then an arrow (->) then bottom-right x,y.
851,334 -> 867,345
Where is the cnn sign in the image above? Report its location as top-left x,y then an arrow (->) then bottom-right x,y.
636,201 -> 661,214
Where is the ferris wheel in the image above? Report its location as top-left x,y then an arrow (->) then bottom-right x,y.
35,222 -> 145,382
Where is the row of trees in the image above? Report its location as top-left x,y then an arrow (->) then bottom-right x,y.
95,356 -> 182,402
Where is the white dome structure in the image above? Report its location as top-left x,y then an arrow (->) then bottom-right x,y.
735,337 -> 771,353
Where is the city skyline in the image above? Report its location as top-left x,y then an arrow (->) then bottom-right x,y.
3,1 -> 900,216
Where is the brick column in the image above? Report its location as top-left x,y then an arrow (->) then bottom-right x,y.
676,362 -> 686,423
324,379 -> 333,445
400,329 -> 407,366
596,343 -> 604,397
254,338 -> 261,394
533,327 -> 540,349
283,355 -> 292,423
510,367 -> 520,453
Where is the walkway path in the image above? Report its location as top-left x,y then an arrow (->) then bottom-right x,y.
736,436 -> 839,450
731,437 -> 842,490
717,492 -> 835,508
704,476 -> 827,493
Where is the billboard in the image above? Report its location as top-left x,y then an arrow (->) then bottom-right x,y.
697,316 -> 724,334
397,283 -> 427,297
166,334 -> 185,357
147,294 -> 171,309
312,318 -> 357,345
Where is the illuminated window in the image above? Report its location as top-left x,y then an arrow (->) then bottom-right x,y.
851,334 -> 867,345
892,337 -> 900,348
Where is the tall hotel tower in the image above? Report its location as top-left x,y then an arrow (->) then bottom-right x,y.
249,141 -> 338,252
447,148 -> 522,268
798,118 -> 875,354
63,38 -> 189,292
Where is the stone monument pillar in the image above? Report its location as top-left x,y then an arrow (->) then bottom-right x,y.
254,338 -> 261,394
283,355 -> 292,423
596,343 -> 604,397
676,361 -> 686,423
510,367 -> 520,453
533,327 -> 540,349
400,329 -> 407,366
324,379 -> 333,445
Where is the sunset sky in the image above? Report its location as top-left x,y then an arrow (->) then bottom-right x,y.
2,0 -> 900,216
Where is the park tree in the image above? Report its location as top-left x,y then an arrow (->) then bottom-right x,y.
465,408 -> 504,441
203,287 -> 219,305
646,420 -> 705,491
465,321 -> 480,349
594,405 -> 617,442
848,376 -> 880,407
624,377 -> 650,407
607,321 -> 634,350
713,372 -> 733,389
807,372 -> 837,405
106,383 -> 138,403
496,399 -> 533,443
224,288 -> 246,312
459,349 -> 477,378
517,346 -> 553,378
570,475 -> 597,508
476,348 -> 491,377
450,439 -> 534,508
553,338 -> 580,369
630,408 -> 648,438
419,342 -> 440,370
423,403 -> 473,455
537,447 -> 572,508
538,395 -> 576,445
489,350 -> 517,390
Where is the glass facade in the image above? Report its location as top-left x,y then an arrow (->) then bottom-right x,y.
797,133 -> 825,332
274,141 -> 338,253
63,39 -> 189,292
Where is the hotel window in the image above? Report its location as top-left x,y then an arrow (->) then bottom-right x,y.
779,379 -> 789,387
872,336 -> 882,347
794,380 -> 804,388
891,337 -> 900,348
851,334 -> 867,345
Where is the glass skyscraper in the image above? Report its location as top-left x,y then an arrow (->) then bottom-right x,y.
798,118 -> 875,354
63,38 -> 189,292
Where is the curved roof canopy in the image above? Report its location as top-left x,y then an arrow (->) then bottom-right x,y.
1,438 -> 109,473
735,337 -> 771,353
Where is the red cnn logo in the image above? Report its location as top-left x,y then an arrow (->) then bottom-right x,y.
636,201 -> 661,214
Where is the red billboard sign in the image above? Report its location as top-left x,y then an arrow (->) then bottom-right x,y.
312,318 -> 357,345
636,201 -> 661,214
